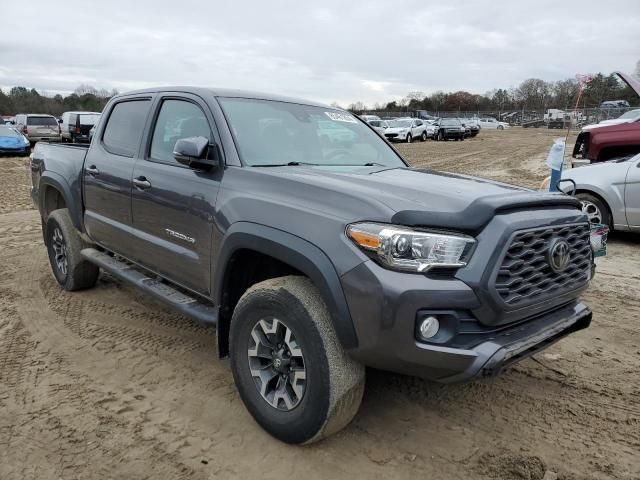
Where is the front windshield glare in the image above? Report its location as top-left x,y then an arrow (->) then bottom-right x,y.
619,110 -> 640,119
218,97 -> 407,167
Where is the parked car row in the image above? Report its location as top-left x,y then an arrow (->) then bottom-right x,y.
361,114 -> 491,142
5,111 -> 102,146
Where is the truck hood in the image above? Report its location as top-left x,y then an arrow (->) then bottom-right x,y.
582,120 -> 640,135
253,166 -> 581,233
583,118 -> 638,130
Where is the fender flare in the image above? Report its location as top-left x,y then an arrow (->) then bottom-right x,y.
38,172 -> 84,232
213,222 -> 359,353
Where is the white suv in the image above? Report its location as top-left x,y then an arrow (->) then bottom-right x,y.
478,117 -> 509,130
384,118 -> 428,143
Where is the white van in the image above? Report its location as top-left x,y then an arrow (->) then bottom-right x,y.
61,111 -> 101,143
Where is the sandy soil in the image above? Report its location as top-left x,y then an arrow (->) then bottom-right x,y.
1,129 -> 639,480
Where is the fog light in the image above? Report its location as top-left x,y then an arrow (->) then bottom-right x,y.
419,316 -> 440,339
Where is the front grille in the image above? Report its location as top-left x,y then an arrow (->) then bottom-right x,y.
495,223 -> 591,306
385,133 -> 398,138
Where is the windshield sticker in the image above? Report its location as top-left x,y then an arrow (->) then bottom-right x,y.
325,112 -> 357,123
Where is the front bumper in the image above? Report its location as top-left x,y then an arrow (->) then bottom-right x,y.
29,135 -> 62,143
341,258 -> 592,382
0,146 -> 30,155
441,129 -> 464,138
386,132 -> 408,141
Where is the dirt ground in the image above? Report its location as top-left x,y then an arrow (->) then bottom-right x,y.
1,129 -> 639,480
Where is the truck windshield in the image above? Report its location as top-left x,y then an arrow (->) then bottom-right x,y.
618,110 -> 640,120
218,98 -> 406,168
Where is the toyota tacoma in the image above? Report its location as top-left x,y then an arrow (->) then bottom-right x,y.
31,87 -> 594,444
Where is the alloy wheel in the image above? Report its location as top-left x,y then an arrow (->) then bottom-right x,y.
581,200 -> 602,224
51,227 -> 68,275
248,317 -> 306,411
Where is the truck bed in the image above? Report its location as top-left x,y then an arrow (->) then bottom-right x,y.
30,142 -> 90,227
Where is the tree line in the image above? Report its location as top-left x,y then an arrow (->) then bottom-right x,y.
0,84 -> 117,116
347,71 -> 640,114
2,69 -> 639,117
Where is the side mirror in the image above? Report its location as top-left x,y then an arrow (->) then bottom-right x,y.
173,136 -> 220,170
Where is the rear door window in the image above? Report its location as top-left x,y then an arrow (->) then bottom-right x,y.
102,100 -> 151,157
27,116 -> 57,126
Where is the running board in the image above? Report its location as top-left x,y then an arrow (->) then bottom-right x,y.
81,248 -> 218,327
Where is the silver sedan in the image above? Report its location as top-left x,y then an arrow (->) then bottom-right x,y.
560,154 -> 640,231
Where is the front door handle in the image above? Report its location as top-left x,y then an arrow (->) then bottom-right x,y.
85,165 -> 100,176
133,176 -> 152,190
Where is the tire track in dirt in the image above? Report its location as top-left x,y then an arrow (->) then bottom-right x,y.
0,157 -> 34,215
0,213 -> 214,479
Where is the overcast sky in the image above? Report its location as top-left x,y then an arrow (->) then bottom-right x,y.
1,1 -> 638,106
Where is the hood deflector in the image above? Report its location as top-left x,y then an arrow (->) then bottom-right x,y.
392,193 -> 581,234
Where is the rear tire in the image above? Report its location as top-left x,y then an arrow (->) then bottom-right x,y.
45,209 -> 99,291
230,276 -> 365,444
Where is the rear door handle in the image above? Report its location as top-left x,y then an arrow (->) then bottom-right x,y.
85,165 -> 100,176
133,176 -> 152,190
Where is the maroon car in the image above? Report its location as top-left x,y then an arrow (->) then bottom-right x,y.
573,72 -> 640,163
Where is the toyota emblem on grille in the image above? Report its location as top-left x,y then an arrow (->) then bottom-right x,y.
548,238 -> 571,273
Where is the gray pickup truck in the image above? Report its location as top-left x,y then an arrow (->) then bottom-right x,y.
31,87 -> 594,444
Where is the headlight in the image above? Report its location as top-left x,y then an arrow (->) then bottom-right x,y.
346,222 -> 475,272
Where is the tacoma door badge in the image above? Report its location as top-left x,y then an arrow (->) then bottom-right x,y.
165,228 -> 195,244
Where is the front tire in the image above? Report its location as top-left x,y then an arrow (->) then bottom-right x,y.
230,276 -> 365,444
421,131 -> 427,142
45,209 -> 99,291
406,134 -> 412,143
576,193 -> 611,227
498,125 -> 504,130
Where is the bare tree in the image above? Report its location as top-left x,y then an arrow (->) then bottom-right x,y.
74,84 -> 99,96
347,101 -> 367,112
406,91 -> 425,102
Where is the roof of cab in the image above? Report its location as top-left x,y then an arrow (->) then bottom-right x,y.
114,87 -> 335,110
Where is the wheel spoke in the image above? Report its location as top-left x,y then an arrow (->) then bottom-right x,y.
50,227 -> 68,276
581,201 -> 602,224
247,316 -> 306,411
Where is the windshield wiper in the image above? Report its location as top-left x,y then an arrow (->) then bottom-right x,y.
253,161 -> 319,167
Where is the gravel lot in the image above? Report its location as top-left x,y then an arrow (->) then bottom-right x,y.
1,129 -> 639,480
